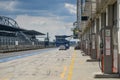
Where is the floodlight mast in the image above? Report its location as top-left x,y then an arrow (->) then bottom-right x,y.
77,0 -> 82,39
77,0 -> 81,31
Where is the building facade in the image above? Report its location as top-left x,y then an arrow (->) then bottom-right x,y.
78,0 -> 120,74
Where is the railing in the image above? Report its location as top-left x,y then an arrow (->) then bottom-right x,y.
19,31 -> 32,43
0,42 -> 55,53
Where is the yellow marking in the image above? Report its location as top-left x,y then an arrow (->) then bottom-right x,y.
1,73 -> 13,80
2,78 -> 10,80
67,50 -> 76,80
60,66 -> 67,79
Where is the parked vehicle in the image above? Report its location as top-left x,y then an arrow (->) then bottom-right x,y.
59,45 -> 66,50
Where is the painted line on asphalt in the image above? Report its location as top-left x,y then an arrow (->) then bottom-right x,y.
60,66 -> 67,79
0,48 -> 56,63
67,50 -> 76,80
1,73 -> 13,80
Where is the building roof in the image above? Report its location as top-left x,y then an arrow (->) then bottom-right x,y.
0,16 -> 45,36
0,24 -> 25,32
22,30 -> 45,35
0,24 -> 45,35
55,35 -> 71,38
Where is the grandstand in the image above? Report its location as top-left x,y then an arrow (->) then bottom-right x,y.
0,16 -> 54,52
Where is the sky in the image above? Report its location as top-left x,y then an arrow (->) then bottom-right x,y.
0,0 -> 77,41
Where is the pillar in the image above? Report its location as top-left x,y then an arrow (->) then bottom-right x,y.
117,0 -> 120,74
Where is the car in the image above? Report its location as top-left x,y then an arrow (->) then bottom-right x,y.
59,45 -> 66,50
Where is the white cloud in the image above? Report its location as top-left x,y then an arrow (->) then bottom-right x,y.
15,15 -> 73,41
65,3 -> 76,14
0,1 -> 18,11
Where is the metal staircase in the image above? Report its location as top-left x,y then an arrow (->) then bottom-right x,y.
19,31 -> 32,43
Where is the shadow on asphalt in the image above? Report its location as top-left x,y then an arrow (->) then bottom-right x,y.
94,74 -> 120,79
86,59 -> 99,62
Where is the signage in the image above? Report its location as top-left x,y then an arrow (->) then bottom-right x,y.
15,41 -> 18,45
106,30 -> 110,36
105,37 -> 111,55
81,16 -> 89,21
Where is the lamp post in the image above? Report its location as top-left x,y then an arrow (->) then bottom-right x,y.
77,0 -> 82,31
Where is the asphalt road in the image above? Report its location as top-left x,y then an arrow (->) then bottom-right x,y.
0,48 -> 57,63
0,47 -> 119,80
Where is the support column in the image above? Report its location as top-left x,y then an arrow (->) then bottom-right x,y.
112,2 -> 118,73
91,20 -> 97,59
88,28 -> 91,55
117,0 -> 120,74
103,5 -> 113,74
96,18 -> 100,59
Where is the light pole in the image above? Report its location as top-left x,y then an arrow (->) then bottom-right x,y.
77,0 -> 81,31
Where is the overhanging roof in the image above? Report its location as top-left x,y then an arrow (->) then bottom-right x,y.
23,30 -> 45,35
0,24 -> 25,32
0,24 -> 45,35
55,35 -> 71,38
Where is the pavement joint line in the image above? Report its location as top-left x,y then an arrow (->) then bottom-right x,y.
67,50 -> 76,80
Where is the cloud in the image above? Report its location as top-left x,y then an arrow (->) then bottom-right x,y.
0,0 -> 18,11
15,15 -> 73,41
65,3 -> 76,14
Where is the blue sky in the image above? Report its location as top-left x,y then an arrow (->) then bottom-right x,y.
0,0 -> 77,41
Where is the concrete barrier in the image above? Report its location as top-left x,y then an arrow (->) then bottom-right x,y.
0,45 -> 55,53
